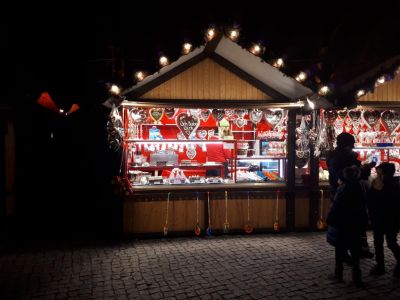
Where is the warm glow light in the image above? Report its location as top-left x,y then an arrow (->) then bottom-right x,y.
110,84 -> 121,95
135,71 -> 145,81
295,72 -> 307,82
273,58 -> 284,68
250,44 -> 262,55
229,29 -> 239,41
206,28 -> 215,41
318,85 -> 330,95
376,76 -> 385,85
59,109 -> 64,113
159,56 -> 169,67
356,89 -> 365,98
182,43 -> 192,54
307,98 -> 315,109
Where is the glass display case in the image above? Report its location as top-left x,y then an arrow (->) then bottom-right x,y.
120,104 -> 288,188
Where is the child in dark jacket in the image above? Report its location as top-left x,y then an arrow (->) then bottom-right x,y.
368,162 -> 400,277
327,166 -> 369,286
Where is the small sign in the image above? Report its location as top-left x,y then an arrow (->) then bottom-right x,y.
223,143 -> 234,150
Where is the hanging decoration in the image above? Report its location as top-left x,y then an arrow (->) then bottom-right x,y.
212,109 -> 225,123
317,190 -> 327,230
201,109 -> 211,122
362,110 -> 381,130
223,191 -> 230,234
234,117 -> 247,128
149,108 -> 164,124
244,192 -> 253,234
224,109 -> 236,120
186,144 -> 197,159
130,108 -> 148,124
107,105 -> 124,152
264,109 -> 283,129
176,112 -> 200,139
249,109 -> 263,124
194,192 -> 202,236
273,190 -> 280,232
206,192 -> 212,236
348,110 -> 362,135
235,109 -> 248,119
165,107 -> 178,119
163,192 -> 171,236
381,110 -> 400,135
295,115 -> 311,168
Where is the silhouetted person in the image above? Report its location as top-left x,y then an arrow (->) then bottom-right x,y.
327,166 -> 368,287
326,132 -> 361,200
326,132 -> 373,260
368,162 -> 400,277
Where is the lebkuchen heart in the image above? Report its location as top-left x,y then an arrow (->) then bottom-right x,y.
176,113 -> 200,139
381,110 -> 400,135
362,110 -> 381,128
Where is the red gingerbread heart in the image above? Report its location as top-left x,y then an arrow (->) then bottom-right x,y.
176,113 -> 200,139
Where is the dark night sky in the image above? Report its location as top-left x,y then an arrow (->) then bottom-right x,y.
3,2 -> 400,109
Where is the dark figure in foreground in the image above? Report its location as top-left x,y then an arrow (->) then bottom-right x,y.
327,166 -> 369,287
326,132 -> 373,260
368,162 -> 400,277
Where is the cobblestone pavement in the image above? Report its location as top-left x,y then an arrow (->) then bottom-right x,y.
1,232 -> 400,299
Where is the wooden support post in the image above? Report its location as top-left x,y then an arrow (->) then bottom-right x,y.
286,109 -> 297,231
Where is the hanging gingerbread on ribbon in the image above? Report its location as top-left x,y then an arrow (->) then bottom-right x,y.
316,190 -> 327,230
163,192 -> 171,236
194,192 -> 202,236
206,192 -> 212,236
273,190 -> 280,232
244,192 -> 254,234
223,191 -> 230,234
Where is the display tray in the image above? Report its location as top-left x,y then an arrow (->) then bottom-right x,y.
128,182 -> 286,192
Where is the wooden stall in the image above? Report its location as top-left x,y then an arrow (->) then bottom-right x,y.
111,33 -> 322,236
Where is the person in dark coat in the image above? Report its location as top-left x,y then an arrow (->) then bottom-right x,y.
326,132 -> 373,260
368,162 -> 400,277
327,166 -> 369,286
326,133 -> 361,199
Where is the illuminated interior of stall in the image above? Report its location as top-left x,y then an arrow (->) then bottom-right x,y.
123,106 -> 288,186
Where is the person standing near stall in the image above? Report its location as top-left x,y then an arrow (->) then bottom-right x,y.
326,166 -> 369,286
326,132 -> 374,259
368,162 -> 400,277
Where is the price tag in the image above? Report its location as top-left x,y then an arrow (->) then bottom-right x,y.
223,143 -> 234,150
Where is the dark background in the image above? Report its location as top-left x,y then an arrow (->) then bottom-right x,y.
2,2 -> 400,239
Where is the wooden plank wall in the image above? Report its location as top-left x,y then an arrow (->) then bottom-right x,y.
141,58 -> 272,101
124,192 -> 286,234
359,74 -> 400,102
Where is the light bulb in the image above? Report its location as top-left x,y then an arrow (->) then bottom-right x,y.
159,56 -> 169,67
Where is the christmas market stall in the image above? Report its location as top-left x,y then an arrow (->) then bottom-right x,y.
108,30 -> 322,236
311,57 -> 400,230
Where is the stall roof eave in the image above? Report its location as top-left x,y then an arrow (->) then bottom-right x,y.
122,36 -> 313,102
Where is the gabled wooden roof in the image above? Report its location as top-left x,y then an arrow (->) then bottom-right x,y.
123,35 -> 312,102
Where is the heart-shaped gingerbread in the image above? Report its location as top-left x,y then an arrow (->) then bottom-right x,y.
176,113 -> 200,139
249,109 -> 263,124
381,110 -> 400,134
165,108 -> 177,119
212,109 -> 225,122
362,110 -> 381,128
324,110 -> 338,125
149,108 -> 164,123
130,108 -> 147,124
264,109 -> 283,128
201,109 -> 211,122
